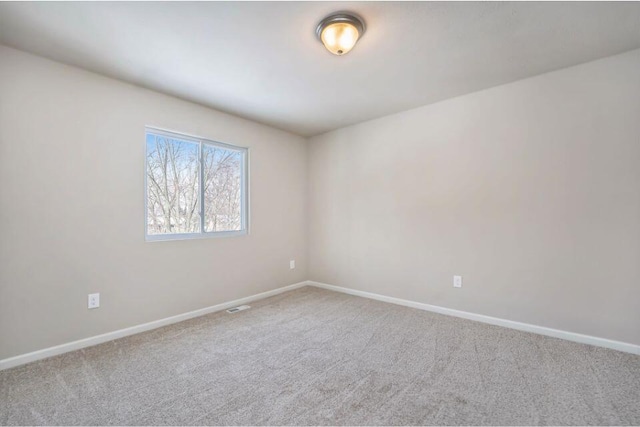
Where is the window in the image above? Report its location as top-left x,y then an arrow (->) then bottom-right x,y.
145,128 -> 248,241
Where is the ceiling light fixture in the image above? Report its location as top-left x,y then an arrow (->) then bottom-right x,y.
316,12 -> 366,56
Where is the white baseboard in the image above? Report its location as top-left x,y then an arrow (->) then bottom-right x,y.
0,281 -> 308,371
308,281 -> 640,355
3,279 -> 637,371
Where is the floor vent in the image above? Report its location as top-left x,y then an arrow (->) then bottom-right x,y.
226,305 -> 251,314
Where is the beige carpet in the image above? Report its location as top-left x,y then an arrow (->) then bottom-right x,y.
1,286 -> 639,425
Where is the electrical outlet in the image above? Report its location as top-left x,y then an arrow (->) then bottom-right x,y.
290,260 -> 296,270
88,293 -> 100,309
453,276 -> 462,288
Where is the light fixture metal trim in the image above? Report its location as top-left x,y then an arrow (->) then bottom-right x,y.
315,12 -> 366,40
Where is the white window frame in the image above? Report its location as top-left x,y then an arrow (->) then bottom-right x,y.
144,127 -> 249,242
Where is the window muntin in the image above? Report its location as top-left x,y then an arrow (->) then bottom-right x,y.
145,128 -> 247,241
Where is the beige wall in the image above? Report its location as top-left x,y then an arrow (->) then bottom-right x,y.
0,46 -> 308,359
308,49 -> 640,345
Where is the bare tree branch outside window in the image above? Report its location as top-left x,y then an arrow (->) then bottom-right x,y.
203,144 -> 242,232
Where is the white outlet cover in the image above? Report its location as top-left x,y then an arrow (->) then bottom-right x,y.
453,276 -> 463,288
88,293 -> 100,309
290,260 -> 295,269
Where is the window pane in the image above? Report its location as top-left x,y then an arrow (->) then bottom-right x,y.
202,144 -> 243,232
146,133 -> 201,235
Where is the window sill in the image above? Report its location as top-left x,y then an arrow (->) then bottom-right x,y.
145,229 -> 248,242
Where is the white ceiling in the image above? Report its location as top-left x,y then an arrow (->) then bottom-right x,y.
1,2 -> 639,137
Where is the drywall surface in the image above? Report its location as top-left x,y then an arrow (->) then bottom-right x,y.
308,49 -> 640,345
0,46 -> 308,359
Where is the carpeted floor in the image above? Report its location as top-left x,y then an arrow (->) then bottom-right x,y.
1,286 -> 639,426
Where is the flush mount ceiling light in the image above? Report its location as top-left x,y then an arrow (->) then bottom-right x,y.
316,12 -> 366,56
